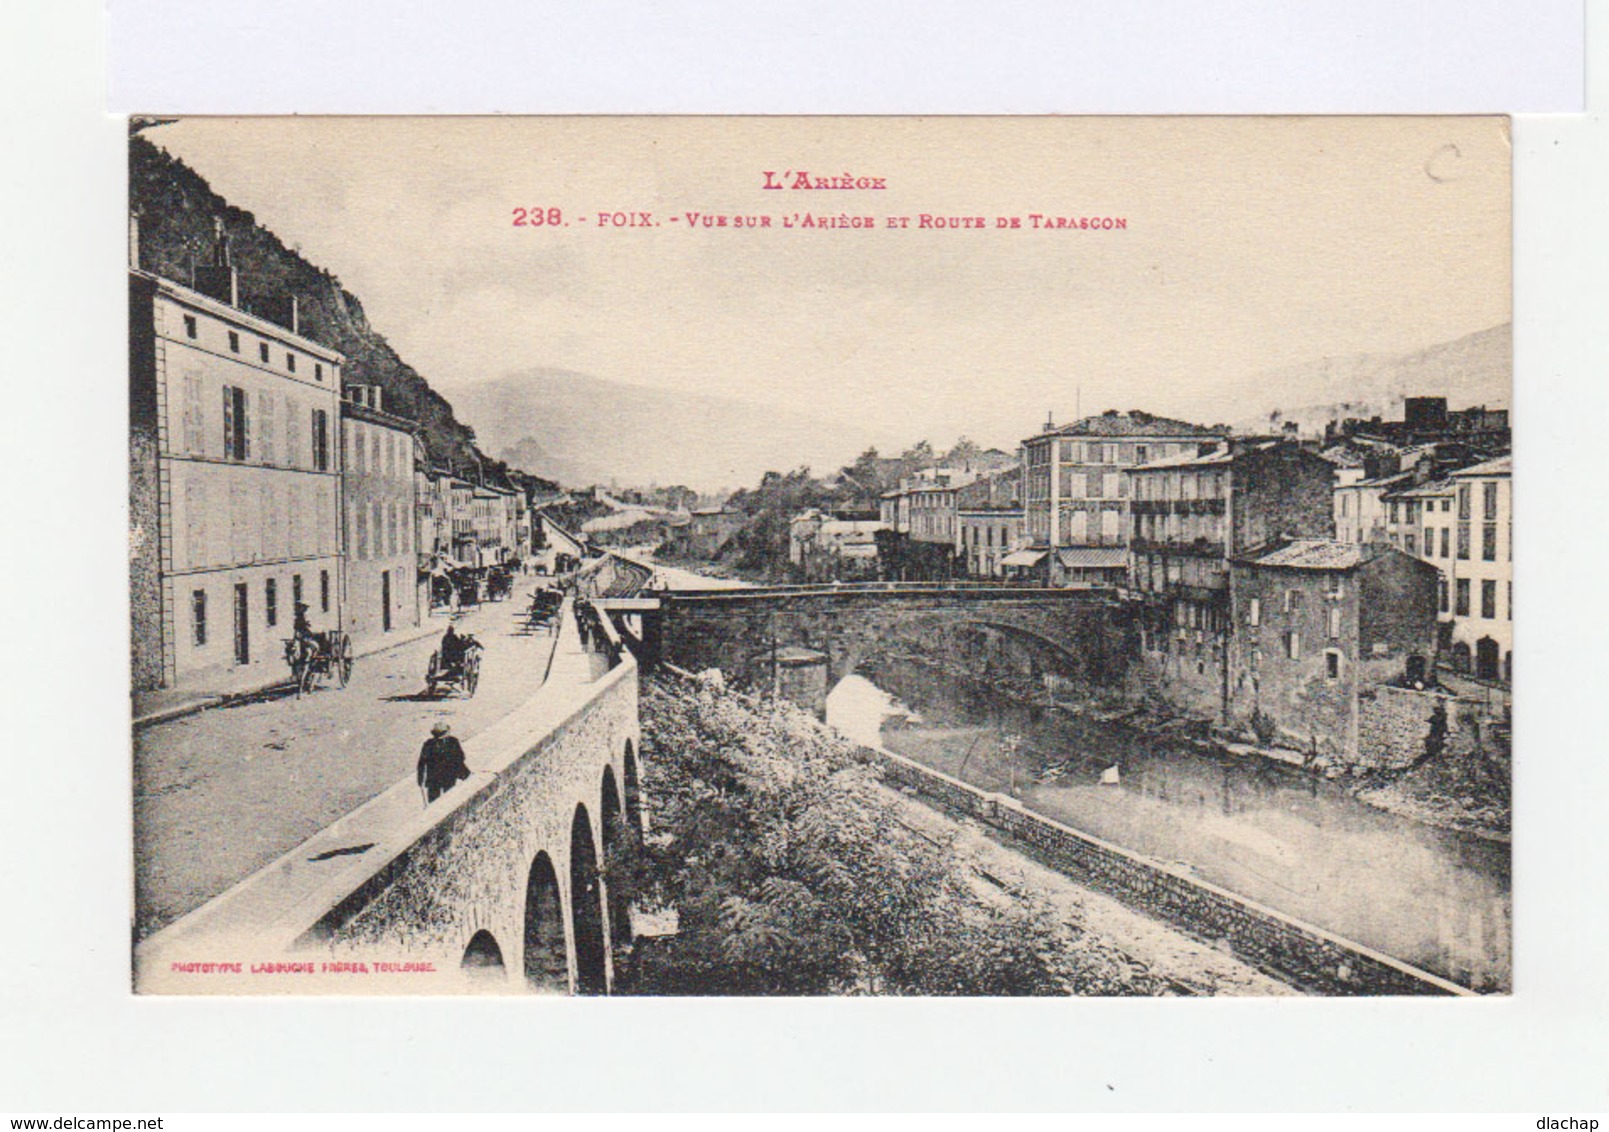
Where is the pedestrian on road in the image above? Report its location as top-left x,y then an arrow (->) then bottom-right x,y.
418,721 -> 471,805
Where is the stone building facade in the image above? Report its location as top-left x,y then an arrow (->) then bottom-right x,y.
1228,540 -> 1441,765
1126,439 -> 1336,718
130,268 -> 344,696
955,467 -> 1024,578
1446,455 -> 1512,683
341,387 -> 422,648
1021,410 -> 1225,586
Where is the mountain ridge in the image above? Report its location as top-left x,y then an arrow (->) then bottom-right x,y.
452,368 -> 868,492
1226,323 -> 1510,435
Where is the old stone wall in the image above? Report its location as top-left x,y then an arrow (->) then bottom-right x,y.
863,739 -> 1467,995
1231,446 -> 1336,554
304,662 -> 641,990
658,588 -> 1133,690
1356,683 -> 1467,770
130,276 -> 166,693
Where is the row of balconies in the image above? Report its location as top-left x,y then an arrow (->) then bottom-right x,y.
1129,498 -> 1226,516
1129,536 -> 1227,557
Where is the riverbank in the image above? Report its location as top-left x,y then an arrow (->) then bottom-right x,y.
633,673 -> 1295,996
1354,762 -> 1511,841
841,653 -> 1511,991
864,645 -> 1512,842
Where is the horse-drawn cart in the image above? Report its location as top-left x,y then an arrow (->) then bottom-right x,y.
426,636 -> 483,697
283,630 -> 353,697
522,588 -> 565,635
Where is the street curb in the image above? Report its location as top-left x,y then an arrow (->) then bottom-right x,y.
131,616 -> 473,732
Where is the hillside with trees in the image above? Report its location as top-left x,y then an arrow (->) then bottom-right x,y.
698,438 -> 1007,580
617,676 -> 1169,995
129,129 -> 551,490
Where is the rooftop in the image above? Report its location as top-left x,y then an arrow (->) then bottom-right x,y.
1385,477 -> 1457,500
1030,409 -> 1225,443
133,268 -> 346,365
1239,539 -> 1386,571
341,398 -> 420,434
1347,470 -> 1418,490
1129,440 -> 1291,471
1451,454 -> 1512,478
1317,445 -> 1368,468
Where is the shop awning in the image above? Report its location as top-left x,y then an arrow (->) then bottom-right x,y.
1056,547 -> 1128,569
1001,549 -> 1048,567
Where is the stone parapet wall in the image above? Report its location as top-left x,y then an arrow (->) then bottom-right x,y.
860,741 -> 1469,996
1356,683 -> 1462,770
135,613 -> 641,995
310,662 -> 639,976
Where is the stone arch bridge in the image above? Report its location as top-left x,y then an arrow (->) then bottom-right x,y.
136,605 -> 646,996
624,584 -> 1138,707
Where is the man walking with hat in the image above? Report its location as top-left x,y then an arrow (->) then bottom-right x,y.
417,721 -> 471,805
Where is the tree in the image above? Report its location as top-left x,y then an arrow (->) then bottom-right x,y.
946,436 -> 983,466
613,677 -> 1162,996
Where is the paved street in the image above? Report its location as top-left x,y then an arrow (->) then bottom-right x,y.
133,593 -> 563,940
619,547 -> 753,591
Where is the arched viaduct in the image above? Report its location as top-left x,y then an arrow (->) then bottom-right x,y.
136,606 -> 647,996
644,584 -> 1138,694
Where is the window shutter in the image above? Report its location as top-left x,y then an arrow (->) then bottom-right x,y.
222,386 -> 235,458
237,386 -> 251,460
284,395 -> 299,467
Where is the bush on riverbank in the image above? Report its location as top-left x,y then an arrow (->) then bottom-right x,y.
614,676 -> 1162,996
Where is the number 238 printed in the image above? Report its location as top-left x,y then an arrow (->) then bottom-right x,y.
512,207 -> 563,226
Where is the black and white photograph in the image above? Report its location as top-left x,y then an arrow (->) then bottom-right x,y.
125,115 -> 1515,999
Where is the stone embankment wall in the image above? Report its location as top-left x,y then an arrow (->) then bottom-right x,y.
1356,684 -> 1460,770
861,740 -> 1470,996
309,662 -> 640,981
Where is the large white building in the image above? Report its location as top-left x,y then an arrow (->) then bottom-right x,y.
1021,410 -> 1225,585
1446,455 -> 1512,683
341,385 -> 423,648
130,266 -> 345,696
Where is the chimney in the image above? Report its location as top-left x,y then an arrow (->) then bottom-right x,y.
193,217 -> 239,307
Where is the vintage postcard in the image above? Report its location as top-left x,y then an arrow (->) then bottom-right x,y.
128,116 -> 1511,996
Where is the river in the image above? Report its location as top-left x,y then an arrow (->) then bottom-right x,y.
826,661 -> 1511,992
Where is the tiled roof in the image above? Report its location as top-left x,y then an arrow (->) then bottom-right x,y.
1386,477 -> 1457,500
1042,410 -> 1225,439
1131,443 -> 1242,470
1318,446 -> 1368,468
1451,454 -> 1511,478
1241,539 -> 1384,571
1349,470 -> 1416,490
1056,547 -> 1128,568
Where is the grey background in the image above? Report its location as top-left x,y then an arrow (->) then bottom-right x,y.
3,0 -> 1603,1112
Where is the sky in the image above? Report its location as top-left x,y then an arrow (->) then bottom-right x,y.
145,116 -> 1511,457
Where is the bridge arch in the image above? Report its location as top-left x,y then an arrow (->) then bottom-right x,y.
460,928 -> 507,986
521,851 -> 568,994
569,803 -> 609,995
623,739 -> 643,836
601,766 -> 632,953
